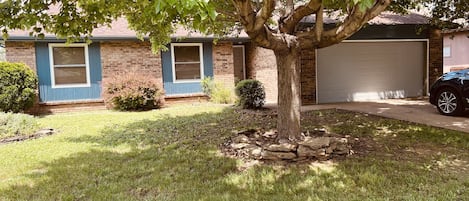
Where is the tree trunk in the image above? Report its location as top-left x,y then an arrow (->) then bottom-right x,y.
274,47 -> 302,142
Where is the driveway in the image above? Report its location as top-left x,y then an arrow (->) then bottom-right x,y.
301,99 -> 469,133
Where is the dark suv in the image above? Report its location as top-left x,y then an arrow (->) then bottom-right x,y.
429,69 -> 469,116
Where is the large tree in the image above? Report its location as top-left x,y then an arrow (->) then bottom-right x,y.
1,0 -> 468,142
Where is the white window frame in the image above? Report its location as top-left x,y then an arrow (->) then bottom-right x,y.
443,46 -> 451,58
48,43 -> 90,88
0,40 -> 5,62
171,43 -> 204,83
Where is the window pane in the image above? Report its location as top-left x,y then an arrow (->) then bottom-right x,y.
54,67 -> 87,85
53,47 -> 85,65
443,46 -> 451,57
174,46 -> 200,62
175,63 -> 201,80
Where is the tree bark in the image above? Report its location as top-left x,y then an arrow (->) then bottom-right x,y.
274,46 -> 301,142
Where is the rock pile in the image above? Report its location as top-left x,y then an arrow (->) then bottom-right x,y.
224,129 -> 352,161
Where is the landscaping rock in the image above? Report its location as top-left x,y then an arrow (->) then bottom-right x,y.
231,143 -> 251,150
264,143 -> 297,152
297,145 -> 316,157
297,145 -> 328,159
224,129 -> 353,162
34,128 -> 55,136
233,134 -> 250,143
262,130 -> 277,138
247,146 -> 263,159
334,144 -> 350,155
262,151 -> 297,160
326,146 -> 334,154
299,137 -> 330,150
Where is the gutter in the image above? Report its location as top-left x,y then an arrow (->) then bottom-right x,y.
6,35 -> 251,43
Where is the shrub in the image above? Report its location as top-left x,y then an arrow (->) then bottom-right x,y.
0,112 -> 39,139
201,77 -> 234,104
0,62 -> 38,113
235,79 -> 266,109
103,71 -> 164,111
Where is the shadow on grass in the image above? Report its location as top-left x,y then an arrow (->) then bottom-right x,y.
1,108 -> 468,200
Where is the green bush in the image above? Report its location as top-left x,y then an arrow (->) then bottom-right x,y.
0,62 -> 38,113
201,77 -> 234,104
235,79 -> 266,109
104,71 -> 164,111
0,112 -> 39,139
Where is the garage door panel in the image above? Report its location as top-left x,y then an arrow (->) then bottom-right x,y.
317,42 -> 426,103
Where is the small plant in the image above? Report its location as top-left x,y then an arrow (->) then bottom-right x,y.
201,77 -> 215,96
201,77 -> 233,104
103,71 -> 164,111
0,112 -> 39,139
235,79 -> 266,109
0,62 -> 38,113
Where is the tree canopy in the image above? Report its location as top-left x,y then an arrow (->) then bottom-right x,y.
1,1 -> 467,50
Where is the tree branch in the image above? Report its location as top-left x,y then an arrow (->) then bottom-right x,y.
280,0 -> 322,34
298,0 -> 391,48
232,0 -> 281,50
253,0 -> 275,31
315,4 -> 323,42
286,0 -> 294,15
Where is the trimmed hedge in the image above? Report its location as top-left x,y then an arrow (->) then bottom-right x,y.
0,62 -> 38,113
103,72 -> 164,111
235,79 -> 265,109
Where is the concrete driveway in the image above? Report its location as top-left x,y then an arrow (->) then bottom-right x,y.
301,99 -> 469,133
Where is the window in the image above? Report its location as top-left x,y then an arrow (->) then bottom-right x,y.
171,43 -> 203,82
0,41 -> 5,61
443,46 -> 451,57
49,44 -> 90,88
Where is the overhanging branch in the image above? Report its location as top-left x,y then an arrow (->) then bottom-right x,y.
280,0 -> 322,34
232,0 -> 280,50
298,0 -> 391,48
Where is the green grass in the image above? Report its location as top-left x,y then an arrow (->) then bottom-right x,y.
0,103 -> 468,201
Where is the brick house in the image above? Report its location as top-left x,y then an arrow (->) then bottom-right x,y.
443,28 -> 469,73
3,12 -> 443,112
4,19 -> 250,113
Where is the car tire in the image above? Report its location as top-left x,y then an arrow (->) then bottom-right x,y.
436,88 -> 464,116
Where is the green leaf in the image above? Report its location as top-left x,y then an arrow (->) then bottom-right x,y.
359,0 -> 374,11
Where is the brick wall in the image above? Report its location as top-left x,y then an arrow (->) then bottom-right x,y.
428,29 -> 443,86
5,41 -> 36,71
5,41 -> 40,113
212,42 -> 235,89
245,43 -> 278,103
300,49 -> 316,105
100,41 -> 162,87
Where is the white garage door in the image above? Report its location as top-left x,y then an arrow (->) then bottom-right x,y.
317,41 -> 427,103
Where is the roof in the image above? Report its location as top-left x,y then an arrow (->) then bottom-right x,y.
302,11 -> 430,25
6,11 -> 428,40
7,17 -> 249,41
443,27 -> 469,34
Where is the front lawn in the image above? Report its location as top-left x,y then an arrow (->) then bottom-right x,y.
0,103 -> 468,201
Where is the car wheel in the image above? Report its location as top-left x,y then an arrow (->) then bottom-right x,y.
436,88 -> 463,116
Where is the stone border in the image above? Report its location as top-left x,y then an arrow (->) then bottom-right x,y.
0,128 -> 56,145
223,129 -> 353,162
